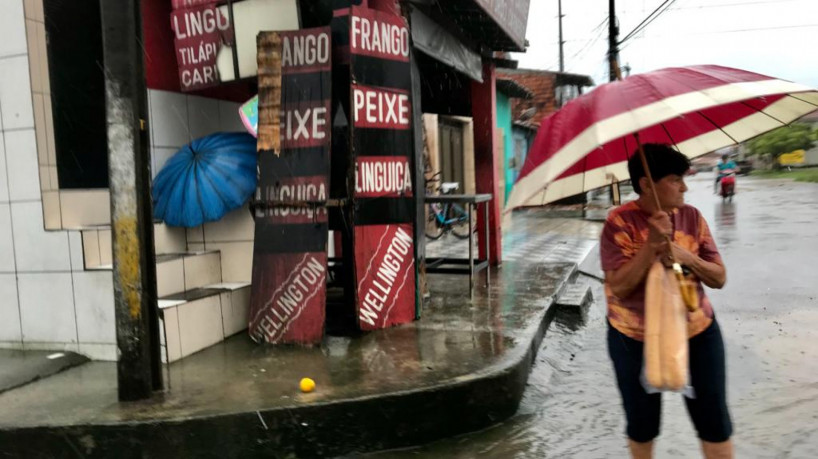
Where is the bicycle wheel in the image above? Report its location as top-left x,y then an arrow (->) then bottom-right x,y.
425,205 -> 444,239
449,204 -> 473,239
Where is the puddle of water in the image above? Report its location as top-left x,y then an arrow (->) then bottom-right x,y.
358,175 -> 818,458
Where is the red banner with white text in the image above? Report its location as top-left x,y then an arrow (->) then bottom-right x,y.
354,224 -> 415,330
249,252 -> 327,343
169,4 -> 233,91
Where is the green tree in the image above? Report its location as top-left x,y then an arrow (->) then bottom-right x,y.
745,123 -> 817,158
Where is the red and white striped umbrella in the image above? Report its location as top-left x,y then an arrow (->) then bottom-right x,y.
505,65 -> 818,210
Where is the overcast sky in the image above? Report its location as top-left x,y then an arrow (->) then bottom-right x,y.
512,0 -> 818,88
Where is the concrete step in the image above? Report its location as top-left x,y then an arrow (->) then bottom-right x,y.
81,222 -> 187,269
554,282 -> 594,331
156,251 -> 222,297
0,351 -> 89,395
82,250 -> 223,299
158,282 -> 251,363
578,243 -> 603,280
556,283 -> 593,308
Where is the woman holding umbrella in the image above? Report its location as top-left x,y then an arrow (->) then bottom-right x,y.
600,144 -> 733,458
505,64 -> 816,458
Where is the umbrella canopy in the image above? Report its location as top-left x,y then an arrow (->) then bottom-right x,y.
506,65 -> 818,210
153,132 -> 258,228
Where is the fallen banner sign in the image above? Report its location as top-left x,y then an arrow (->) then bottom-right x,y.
249,27 -> 332,344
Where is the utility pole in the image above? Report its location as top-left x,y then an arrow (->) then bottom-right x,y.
99,0 -> 163,401
608,0 -> 622,204
558,0 -> 564,72
608,0 -> 621,82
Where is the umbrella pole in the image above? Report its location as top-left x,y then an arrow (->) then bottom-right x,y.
634,135 -> 664,212
633,134 -> 698,312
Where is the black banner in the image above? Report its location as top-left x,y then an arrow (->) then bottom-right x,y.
353,129 -> 413,157
354,198 -> 414,225
351,55 -> 411,89
258,148 -> 332,178
253,222 -> 329,254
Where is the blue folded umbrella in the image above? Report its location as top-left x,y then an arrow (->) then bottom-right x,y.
152,132 -> 258,228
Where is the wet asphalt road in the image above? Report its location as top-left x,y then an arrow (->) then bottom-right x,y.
362,172 -> 818,458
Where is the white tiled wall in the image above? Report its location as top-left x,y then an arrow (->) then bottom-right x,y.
0,132 -> 8,203
201,205 -> 255,282
183,251 -> 222,290
0,55 -> 34,130
0,273 -> 21,343
0,0 -> 254,359
161,307 -> 182,362
59,190 -> 110,228
4,128 -> 41,200
148,89 -> 253,284
11,201 -> 70,271
17,272 -> 76,343
0,0 -> 27,58
221,287 -> 250,337
72,271 -> 116,344
149,90 -> 190,149
153,222 -> 187,254
206,241 -> 253,282
67,231 -> 84,271
0,203 -> 15,272
177,295 -> 223,357
156,257 -> 185,297
152,147 -> 178,179
0,0 -> 118,357
148,89 -> 245,179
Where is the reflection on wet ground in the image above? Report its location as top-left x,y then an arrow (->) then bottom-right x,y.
0,214 -> 596,434
364,173 -> 818,458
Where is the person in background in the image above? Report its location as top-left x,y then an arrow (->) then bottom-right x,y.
714,154 -> 738,194
601,144 -> 734,458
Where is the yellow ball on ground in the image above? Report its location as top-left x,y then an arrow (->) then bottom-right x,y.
299,377 -> 315,393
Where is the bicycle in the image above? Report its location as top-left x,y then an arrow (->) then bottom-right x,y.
425,179 -> 472,240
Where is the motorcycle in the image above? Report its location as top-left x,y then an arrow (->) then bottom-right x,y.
718,168 -> 736,203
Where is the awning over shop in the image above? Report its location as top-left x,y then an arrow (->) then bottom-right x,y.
497,78 -> 533,99
555,72 -> 595,88
419,0 -> 531,52
411,7 -> 483,82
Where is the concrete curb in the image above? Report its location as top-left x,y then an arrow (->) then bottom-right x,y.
0,351 -> 89,396
0,266 -> 577,459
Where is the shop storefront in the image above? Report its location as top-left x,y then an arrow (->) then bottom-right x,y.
0,0 -> 531,363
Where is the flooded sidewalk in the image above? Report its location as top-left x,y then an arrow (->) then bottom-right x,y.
0,213 -> 601,458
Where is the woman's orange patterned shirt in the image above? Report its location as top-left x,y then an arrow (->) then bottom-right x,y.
600,201 -> 721,341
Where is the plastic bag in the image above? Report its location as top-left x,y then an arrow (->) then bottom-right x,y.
642,260 -> 694,396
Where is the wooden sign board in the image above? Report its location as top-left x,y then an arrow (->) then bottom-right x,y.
249,27 -> 332,344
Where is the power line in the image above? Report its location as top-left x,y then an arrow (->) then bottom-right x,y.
590,16 -> 610,34
702,23 -> 818,33
567,27 -> 607,66
619,0 -> 680,45
619,0 -> 679,44
618,22 -> 817,52
669,0 -> 802,8
622,22 -> 817,43
619,0 -> 674,43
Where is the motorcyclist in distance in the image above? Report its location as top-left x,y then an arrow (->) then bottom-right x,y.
714,154 -> 737,194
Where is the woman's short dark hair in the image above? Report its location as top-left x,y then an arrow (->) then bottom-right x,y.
627,143 -> 691,194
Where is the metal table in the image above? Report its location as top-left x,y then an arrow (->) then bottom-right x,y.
424,193 -> 492,296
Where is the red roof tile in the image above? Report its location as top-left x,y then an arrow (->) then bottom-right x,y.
497,68 -> 593,129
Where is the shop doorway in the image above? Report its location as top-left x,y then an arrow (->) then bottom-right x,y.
438,119 -> 465,192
